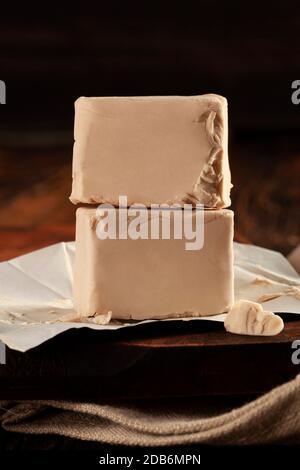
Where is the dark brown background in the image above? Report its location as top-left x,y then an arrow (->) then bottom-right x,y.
0,2 -> 299,257
0,5 -> 300,451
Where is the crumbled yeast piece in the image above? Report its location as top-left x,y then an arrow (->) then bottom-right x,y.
224,300 -> 284,336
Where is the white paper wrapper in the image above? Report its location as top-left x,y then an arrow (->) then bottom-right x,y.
0,242 -> 299,352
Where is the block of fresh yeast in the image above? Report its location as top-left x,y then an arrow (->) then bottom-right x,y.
70,94 -> 231,208
73,207 -> 234,320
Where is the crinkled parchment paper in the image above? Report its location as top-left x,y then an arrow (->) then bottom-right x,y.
0,242 -> 299,351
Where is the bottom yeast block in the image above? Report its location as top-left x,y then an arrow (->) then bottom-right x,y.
73,207 -> 234,320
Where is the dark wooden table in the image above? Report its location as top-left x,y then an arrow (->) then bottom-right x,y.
0,227 -> 299,401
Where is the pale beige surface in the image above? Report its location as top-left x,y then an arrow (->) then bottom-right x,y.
73,208 -> 234,320
224,300 -> 284,336
70,94 -> 231,208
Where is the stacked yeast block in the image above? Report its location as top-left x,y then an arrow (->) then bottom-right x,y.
71,94 -> 234,320
71,95 -> 230,207
74,208 -> 233,320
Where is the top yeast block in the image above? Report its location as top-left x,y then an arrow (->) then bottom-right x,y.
70,94 -> 231,208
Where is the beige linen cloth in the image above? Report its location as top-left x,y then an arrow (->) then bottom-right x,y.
1,373 -> 300,445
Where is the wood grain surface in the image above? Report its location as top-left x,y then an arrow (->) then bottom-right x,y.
0,314 -> 299,400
